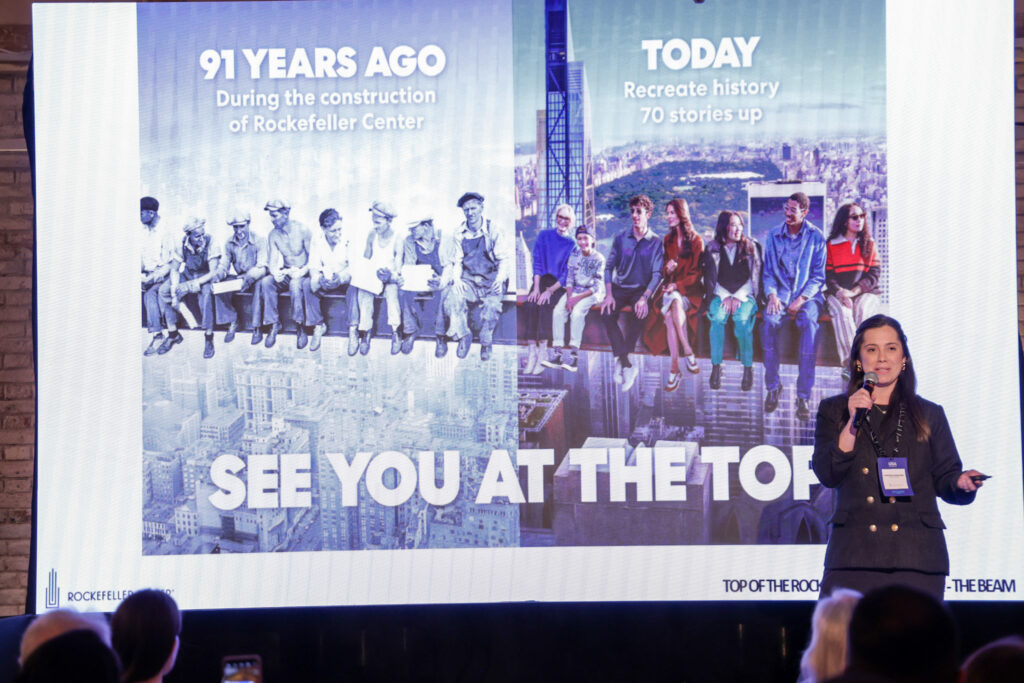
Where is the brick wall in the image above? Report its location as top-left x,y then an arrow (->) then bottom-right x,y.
0,62 -> 32,618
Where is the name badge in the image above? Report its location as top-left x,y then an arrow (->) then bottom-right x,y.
878,457 -> 913,497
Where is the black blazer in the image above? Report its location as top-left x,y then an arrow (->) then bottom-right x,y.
812,394 -> 975,573
699,238 -> 764,314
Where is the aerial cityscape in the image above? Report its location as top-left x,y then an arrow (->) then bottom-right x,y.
143,336 -> 520,554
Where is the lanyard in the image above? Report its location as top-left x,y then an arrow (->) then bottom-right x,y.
863,403 -> 904,460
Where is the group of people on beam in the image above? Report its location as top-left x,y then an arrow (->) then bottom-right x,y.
521,192 -> 880,421
140,192 -> 511,361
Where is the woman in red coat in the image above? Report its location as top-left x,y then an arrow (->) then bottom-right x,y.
645,198 -> 704,391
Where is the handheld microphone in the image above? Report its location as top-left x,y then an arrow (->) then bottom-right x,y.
852,372 -> 879,429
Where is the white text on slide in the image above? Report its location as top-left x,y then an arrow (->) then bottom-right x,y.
207,446 -> 819,510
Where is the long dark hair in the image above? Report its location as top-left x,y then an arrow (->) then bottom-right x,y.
713,210 -> 755,260
111,590 -> 181,683
666,198 -> 697,259
828,202 -> 874,257
847,315 -> 930,441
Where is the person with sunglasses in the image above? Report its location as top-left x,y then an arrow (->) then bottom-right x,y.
825,203 -> 881,380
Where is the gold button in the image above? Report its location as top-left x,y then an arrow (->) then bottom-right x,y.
889,497 -> 896,503
862,467 -> 870,475
869,524 -> 877,532
866,496 -> 875,504
891,524 -> 899,532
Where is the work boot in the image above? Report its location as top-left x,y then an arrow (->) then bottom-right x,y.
310,323 -> 326,352
347,327 -> 358,356
265,323 -> 280,349
401,334 -> 415,355
144,333 -> 164,357
157,331 -> 183,355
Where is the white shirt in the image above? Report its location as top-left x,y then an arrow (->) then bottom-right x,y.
713,243 -> 753,303
141,220 -> 170,273
309,232 -> 351,283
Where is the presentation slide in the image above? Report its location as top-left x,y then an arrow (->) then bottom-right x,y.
32,0 -> 1021,610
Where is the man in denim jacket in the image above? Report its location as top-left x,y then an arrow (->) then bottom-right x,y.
761,192 -> 826,420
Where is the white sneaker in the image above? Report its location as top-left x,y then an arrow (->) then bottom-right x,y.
621,364 -> 639,392
613,362 -> 624,384
665,371 -> 681,392
523,344 -> 539,374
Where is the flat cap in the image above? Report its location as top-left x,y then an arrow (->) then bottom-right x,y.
182,216 -> 206,233
264,198 -> 290,211
406,215 -> 434,229
369,200 -> 396,219
457,192 -> 484,207
226,211 -> 251,226
141,196 -> 159,211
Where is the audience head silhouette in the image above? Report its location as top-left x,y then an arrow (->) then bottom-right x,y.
111,590 -> 182,683
18,608 -> 111,665
14,629 -> 120,683
841,584 -> 958,683
960,635 -> 1024,683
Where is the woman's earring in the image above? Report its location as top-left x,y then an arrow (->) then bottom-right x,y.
902,360 -> 907,372
856,361 -> 862,372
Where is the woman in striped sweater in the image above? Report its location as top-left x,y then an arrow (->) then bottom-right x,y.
825,203 -> 881,377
